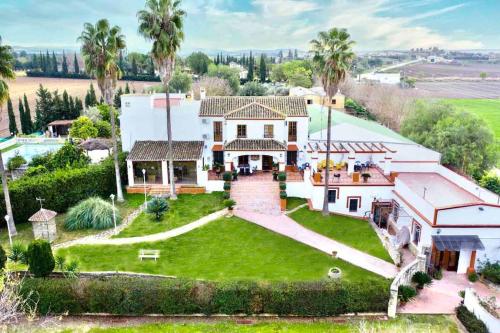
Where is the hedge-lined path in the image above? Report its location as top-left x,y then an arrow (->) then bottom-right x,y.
235,210 -> 398,279
231,172 -> 281,215
54,209 -> 226,249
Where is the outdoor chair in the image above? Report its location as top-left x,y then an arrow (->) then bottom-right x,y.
334,173 -> 341,182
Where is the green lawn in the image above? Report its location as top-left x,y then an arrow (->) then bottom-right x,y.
34,315 -> 458,333
286,197 -> 307,210
0,193 -> 144,248
58,216 -> 387,283
441,98 -> 500,139
115,192 -> 225,238
289,208 -> 393,263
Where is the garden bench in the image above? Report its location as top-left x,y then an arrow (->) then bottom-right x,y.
138,249 -> 160,261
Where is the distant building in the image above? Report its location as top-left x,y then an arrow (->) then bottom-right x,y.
289,86 -> 345,108
358,72 -> 401,85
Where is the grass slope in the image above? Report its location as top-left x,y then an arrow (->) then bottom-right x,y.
58,217 -> 387,283
286,197 -> 307,210
115,192 -> 225,237
289,208 -> 393,263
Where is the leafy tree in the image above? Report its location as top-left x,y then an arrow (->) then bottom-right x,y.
480,171 -> 500,195
26,240 -> 55,278
23,94 -> 33,133
138,0 -> 186,200
238,81 -> 266,96
0,244 -> 6,270
73,53 -> 80,74
186,51 -> 211,75
7,97 -> 17,135
259,54 -> 267,83
270,64 -> 286,82
479,72 -> 487,80
169,70 -> 192,93
69,116 -> 98,139
288,71 -> 312,88
7,154 -> 27,171
146,197 -> 169,221
194,76 -> 232,97
62,51 -> 68,74
95,120 -> 112,138
51,141 -> 90,169
311,27 -> 355,215
206,64 -> 240,94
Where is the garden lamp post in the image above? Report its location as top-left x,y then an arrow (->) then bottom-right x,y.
110,194 -> 117,235
4,215 -> 12,247
142,168 -> 147,208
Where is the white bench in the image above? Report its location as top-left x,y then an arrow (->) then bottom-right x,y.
138,249 -> 160,261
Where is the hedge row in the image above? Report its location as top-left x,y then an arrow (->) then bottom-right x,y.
20,277 -> 390,316
27,71 -> 161,82
456,305 -> 488,333
0,154 -> 127,225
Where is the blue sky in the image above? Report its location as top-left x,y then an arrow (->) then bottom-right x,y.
0,0 -> 497,53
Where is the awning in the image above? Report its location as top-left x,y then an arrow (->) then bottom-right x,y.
287,144 -> 298,151
212,144 -> 224,151
432,235 -> 485,251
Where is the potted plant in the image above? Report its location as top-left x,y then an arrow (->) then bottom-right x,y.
223,199 -> 236,217
411,271 -> 432,290
222,171 -> 232,182
278,172 -> 287,182
328,267 -> 342,279
223,181 -> 231,191
279,182 -> 286,191
361,173 -> 371,183
397,285 -> 417,305
232,169 -> 238,181
272,162 -> 278,171
214,162 -> 221,173
272,170 -> 278,181
280,190 -> 287,211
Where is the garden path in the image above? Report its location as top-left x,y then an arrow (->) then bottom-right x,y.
235,209 -> 398,279
54,209 -> 226,248
231,172 -> 281,215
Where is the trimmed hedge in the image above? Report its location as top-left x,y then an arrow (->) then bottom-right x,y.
0,153 -> 127,225
20,277 -> 390,316
456,305 -> 488,333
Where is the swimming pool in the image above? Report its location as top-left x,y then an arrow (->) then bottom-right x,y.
2,143 -> 63,165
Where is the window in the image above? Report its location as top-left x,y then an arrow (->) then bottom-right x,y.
237,125 -> 247,138
264,124 -> 274,138
306,99 -> 313,105
412,221 -> 421,245
347,197 -> 360,212
332,98 -> 336,105
286,151 -> 297,165
288,121 -> 297,141
327,189 -> 337,203
213,121 -> 223,142
392,201 -> 400,222
213,151 -> 224,165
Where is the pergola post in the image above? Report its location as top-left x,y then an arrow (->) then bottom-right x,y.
467,250 -> 477,274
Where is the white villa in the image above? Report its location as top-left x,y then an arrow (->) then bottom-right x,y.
120,92 -> 500,275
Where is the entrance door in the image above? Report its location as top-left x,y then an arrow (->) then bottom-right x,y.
238,155 -> 249,166
262,156 -> 273,171
434,250 -> 460,271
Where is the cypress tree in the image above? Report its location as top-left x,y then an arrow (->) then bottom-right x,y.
288,49 -> 293,59
18,98 -> 26,134
124,82 -> 130,94
246,52 -> 254,81
99,95 -> 104,104
62,90 -> 71,119
87,83 -> 98,106
23,94 -> 33,133
73,53 -> 79,74
34,85 -> 52,131
294,49 -> 298,59
118,50 -> 125,73
148,57 -> 155,76
7,98 -> 18,135
45,50 -> 50,72
114,87 -> 123,108
51,91 -> 64,122
62,51 -> 68,74
51,51 -> 58,73
32,54 -> 38,71
259,54 -> 267,83
40,52 -> 46,72
74,98 -> 84,116
69,96 -> 76,118
131,57 -> 138,76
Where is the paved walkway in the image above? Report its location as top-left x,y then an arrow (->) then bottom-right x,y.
235,210 -> 398,279
232,172 -> 281,215
399,271 -> 500,314
55,209 -> 226,248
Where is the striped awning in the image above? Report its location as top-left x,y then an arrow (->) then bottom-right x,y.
432,235 -> 484,251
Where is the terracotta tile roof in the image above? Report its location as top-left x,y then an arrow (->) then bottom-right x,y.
29,208 -> 57,222
48,119 -> 75,126
127,141 -> 204,161
224,139 -> 287,151
225,102 -> 286,119
199,96 -> 308,118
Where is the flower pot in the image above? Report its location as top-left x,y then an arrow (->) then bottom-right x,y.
328,267 -> 342,279
280,198 -> 287,211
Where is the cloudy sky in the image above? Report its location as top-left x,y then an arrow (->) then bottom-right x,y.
0,0 -> 497,53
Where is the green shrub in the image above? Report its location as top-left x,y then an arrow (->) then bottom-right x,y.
222,172 -> 232,182
280,190 -> 287,199
222,191 -> 230,199
398,285 -> 416,303
8,241 -> 27,264
279,182 -> 286,190
223,182 -> 231,191
26,240 -> 55,278
478,259 -> 500,285
456,305 -> 488,333
23,165 -> 49,177
432,267 -> 443,280
468,272 -> 479,282
223,199 -> 236,210
146,197 -> 169,221
278,172 -> 286,182
411,271 -> 432,289
20,277 -> 390,315
0,154 -> 127,226
7,154 -> 27,171
0,245 -> 6,270
65,197 -> 121,230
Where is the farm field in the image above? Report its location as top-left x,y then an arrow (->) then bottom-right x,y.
1,75 -> 158,137
415,81 -> 500,98
403,62 -> 500,79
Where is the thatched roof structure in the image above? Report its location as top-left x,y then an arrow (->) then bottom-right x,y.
79,138 -> 113,151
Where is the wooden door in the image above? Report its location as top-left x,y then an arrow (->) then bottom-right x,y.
262,156 -> 273,171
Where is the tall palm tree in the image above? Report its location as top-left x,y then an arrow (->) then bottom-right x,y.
138,0 -> 186,200
78,19 -> 126,202
310,28 -> 355,216
0,36 -> 17,235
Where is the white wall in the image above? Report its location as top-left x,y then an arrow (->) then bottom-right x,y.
394,178 -> 436,223
437,205 -> 500,226
464,288 -> 500,333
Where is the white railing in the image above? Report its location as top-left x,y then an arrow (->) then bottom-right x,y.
387,254 -> 426,318
0,137 -> 17,150
464,288 -> 500,333
16,137 -> 66,144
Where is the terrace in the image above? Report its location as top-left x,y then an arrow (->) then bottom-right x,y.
311,167 -> 393,186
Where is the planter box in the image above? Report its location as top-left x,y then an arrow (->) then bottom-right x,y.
280,199 -> 287,211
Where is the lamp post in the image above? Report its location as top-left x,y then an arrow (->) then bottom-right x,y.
4,215 -> 12,247
142,168 -> 147,208
110,194 -> 117,235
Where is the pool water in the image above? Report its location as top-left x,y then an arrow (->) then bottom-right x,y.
2,143 -> 63,165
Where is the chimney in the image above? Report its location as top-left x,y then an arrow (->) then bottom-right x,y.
200,87 -> 206,100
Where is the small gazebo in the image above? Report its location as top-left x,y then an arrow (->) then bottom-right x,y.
28,208 -> 58,243
78,138 -> 112,163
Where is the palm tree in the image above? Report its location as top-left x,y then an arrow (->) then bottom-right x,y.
78,19 -> 126,202
310,28 -> 355,216
0,36 -> 17,235
138,0 -> 186,199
